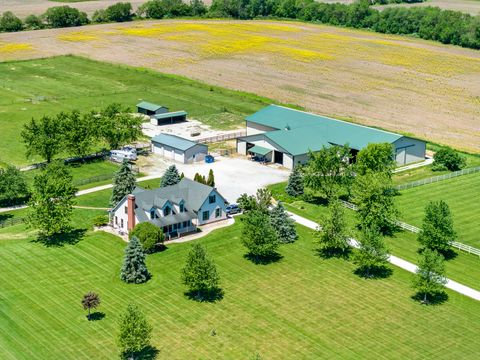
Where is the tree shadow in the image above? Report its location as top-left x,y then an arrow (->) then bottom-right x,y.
353,265 -> 393,279
315,247 -> 351,260
184,287 -> 224,303
244,252 -> 283,265
411,292 -> 449,306
121,345 -> 159,360
87,312 -> 105,321
32,228 -> 86,247
0,213 -> 13,222
417,247 -> 458,261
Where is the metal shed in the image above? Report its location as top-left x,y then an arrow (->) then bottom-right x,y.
137,101 -> 169,116
150,111 -> 188,126
151,133 -> 208,164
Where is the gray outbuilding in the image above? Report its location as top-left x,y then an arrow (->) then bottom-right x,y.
151,133 -> 208,164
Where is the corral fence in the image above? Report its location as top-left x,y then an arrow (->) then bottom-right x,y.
0,217 -> 25,229
195,130 -> 246,144
74,167 -> 139,187
340,200 -> 480,257
395,166 -> 480,191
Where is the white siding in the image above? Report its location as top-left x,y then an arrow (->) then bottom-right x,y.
197,190 -> 227,225
393,137 -> 426,165
111,197 -> 134,232
246,121 -> 278,136
283,154 -> 294,169
237,140 -> 247,155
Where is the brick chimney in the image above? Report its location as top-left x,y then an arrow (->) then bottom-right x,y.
127,194 -> 136,232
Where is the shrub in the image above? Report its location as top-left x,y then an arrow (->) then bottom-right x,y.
92,214 -> 109,228
0,11 -> 23,32
24,14 -> 44,30
44,6 -> 89,28
433,147 -> 466,171
92,9 -> 108,23
104,2 -> 133,22
130,222 -> 164,253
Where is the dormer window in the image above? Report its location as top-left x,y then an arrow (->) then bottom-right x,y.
179,203 -> 185,213
164,206 -> 171,216
150,209 -> 155,220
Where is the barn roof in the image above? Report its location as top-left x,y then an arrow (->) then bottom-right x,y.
136,101 -> 165,112
151,133 -> 202,151
153,111 -> 187,120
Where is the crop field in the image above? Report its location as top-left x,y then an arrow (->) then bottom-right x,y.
1,214 -> 480,359
374,0 -> 480,16
0,56 -> 270,166
396,172 -> 480,248
0,20 -> 479,153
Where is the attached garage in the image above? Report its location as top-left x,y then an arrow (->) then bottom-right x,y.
151,134 -> 208,164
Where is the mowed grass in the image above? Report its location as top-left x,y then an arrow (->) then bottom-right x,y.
396,172 -> 480,248
0,55 -> 272,166
1,218 -> 480,359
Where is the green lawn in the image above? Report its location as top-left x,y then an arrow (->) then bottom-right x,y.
0,55 -> 272,166
395,172 -> 480,248
268,181 -> 480,290
1,214 -> 480,358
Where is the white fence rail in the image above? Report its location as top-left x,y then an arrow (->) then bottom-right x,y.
395,166 -> 480,191
195,131 -> 246,144
340,201 -> 480,257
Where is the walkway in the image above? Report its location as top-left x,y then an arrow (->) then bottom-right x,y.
288,211 -> 480,302
393,157 -> 433,173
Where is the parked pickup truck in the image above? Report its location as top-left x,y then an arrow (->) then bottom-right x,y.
226,204 -> 241,215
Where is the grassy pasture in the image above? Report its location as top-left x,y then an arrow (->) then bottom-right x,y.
0,55 -> 271,166
1,215 -> 480,359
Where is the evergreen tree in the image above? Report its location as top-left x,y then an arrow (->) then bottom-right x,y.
353,226 -> 390,278
110,160 -> 136,206
270,202 -> 297,243
27,161 -> 77,238
418,200 -> 455,254
160,165 -> 181,187
181,243 -> 220,300
207,169 -> 215,187
316,198 -> 350,256
285,165 -> 304,197
242,210 -> 279,262
413,248 -> 447,304
120,236 -> 150,284
180,172 -> 185,179
117,303 -> 153,358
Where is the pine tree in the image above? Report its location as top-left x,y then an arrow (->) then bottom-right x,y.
110,159 -> 136,206
160,165 -> 181,187
316,198 -> 350,256
120,236 -> 150,284
181,243 -> 220,300
180,172 -> 185,179
117,303 -> 152,358
270,202 -> 297,243
285,166 -> 304,197
353,226 -> 390,278
413,248 -> 447,304
418,200 -> 455,254
207,169 -> 215,187
242,210 -> 279,262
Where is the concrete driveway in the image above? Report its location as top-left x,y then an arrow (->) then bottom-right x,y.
141,155 -> 290,203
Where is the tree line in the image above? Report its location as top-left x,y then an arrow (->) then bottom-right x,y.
1,0 -> 479,50
21,103 -> 143,164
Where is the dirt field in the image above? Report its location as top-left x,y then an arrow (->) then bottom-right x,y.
375,0 -> 480,15
1,19 -> 479,152
0,0 -> 147,18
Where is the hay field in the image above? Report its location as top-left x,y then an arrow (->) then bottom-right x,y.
1,20 -> 479,152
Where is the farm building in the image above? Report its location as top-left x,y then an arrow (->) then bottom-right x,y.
237,105 -> 426,169
136,101 -> 169,116
151,133 -> 208,164
150,110 -> 188,126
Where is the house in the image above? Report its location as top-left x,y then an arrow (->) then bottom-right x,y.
136,101 -> 169,116
110,178 -> 228,238
151,133 -> 208,164
236,105 -> 426,168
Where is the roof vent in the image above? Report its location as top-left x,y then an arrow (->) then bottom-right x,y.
285,124 -> 291,131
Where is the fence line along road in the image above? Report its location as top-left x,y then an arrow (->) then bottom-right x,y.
395,166 -> 480,191
339,200 -> 480,258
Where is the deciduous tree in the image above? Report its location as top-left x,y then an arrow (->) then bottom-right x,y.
130,222 -> 164,254
355,142 -> 395,176
110,160 -> 136,206
413,248 -> 447,304
61,110 -> 96,158
97,103 -> 142,150
316,198 -> 350,256
21,115 -> 64,163
242,210 -> 279,262
270,202 -> 297,243
353,226 -> 390,278
0,165 -> 29,206
27,161 -> 77,238
0,11 -> 23,32
118,303 -> 153,358
418,200 -> 455,254
120,236 -> 150,284
81,292 -> 100,320
433,147 -> 466,171
181,243 -> 220,300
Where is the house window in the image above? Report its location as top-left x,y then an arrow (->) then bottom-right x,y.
120,219 -> 124,228
202,211 -> 209,221
150,209 -> 155,220
124,206 -> 128,214
215,208 -> 221,218
173,223 -> 177,230
179,203 -> 184,213
183,221 -> 189,228
209,195 -> 216,204
115,216 -> 118,225
164,206 -> 171,216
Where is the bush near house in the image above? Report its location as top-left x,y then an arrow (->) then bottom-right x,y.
130,222 -> 165,253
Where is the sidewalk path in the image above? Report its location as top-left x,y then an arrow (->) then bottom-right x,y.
288,210 -> 480,302
394,158 -> 433,173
